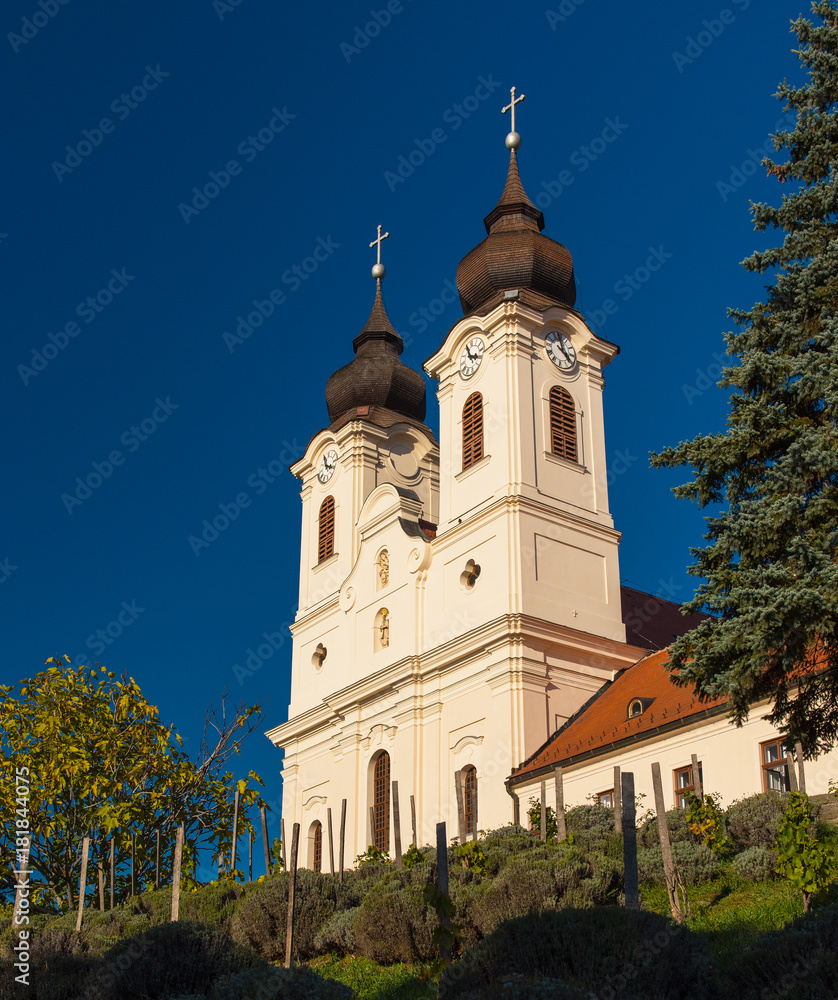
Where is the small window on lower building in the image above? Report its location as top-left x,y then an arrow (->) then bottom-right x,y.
761,739 -> 790,792
673,762 -> 703,808
597,789 -> 614,809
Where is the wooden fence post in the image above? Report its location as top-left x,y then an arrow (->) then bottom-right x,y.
410,794 -> 417,846
284,822 -> 300,969
787,747 -> 800,791
327,807 -> 335,875
554,766 -> 567,842
281,818 -> 287,870
12,834 -> 31,929
76,836 -> 90,932
540,780 -> 548,841
155,828 -> 161,889
130,831 -> 135,897
248,828 -> 253,882
454,770 -> 466,844
621,772 -> 639,910
651,762 -> 685,924
435,821 -> 451,964
171,825 -> 184,922
109,838 -> 114,910
392,781 -> 403,866
796,742 -> 807,793
691,754 -> 703,800
470,780 -> 478,839
261,806 -> 271,876
339,799 -> 346,882
369,806 -> 376,848
231,788 -> 240,872
613,765 -> 623,832
97,861 -> 105,910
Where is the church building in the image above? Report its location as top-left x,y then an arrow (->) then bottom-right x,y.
265,89 -> 838,868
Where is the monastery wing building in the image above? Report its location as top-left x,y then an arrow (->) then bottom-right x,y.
266,91 -> 838,869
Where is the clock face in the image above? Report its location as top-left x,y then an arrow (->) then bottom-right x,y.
317,449 -> 338,483
545,331 -> 577,371
459,336 -> 485,378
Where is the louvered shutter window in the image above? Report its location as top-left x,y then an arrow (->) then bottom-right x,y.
462,393 -> 484,470
549,386 -> 577,462
318,496 -> 335,562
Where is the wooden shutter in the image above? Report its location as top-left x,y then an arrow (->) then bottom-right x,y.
318,496 -> 335,562
549,386 -> 577,462
462,392 -> 484,470
373,752 -> 391,851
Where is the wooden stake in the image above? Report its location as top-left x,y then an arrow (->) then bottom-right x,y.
171,825 -> 184,922
281,818 -> 287,870
652,762 -> 685,924
231,788 -> 240,872
12,834 -> 31,929
613,765 -> 623,833
76,836 -> 90,932
261,806 -> 271,876
621,772 -> 640,910
130,831 -> 135,897
217,849 -> 223,878
796,742 -> 807,793
109,838 -> 114,910
435,821 -> 450,964
540,780 -> 548,841
392,781 -> 403,866
248,828 -> 253,882
787,747 -> 799,791
410,794 -> 417,846
155,828 -> 161,889
454,769 -> 466,844
339,799 -> 346,882
369,805 -> 376,848
284,822 -> 300,969
327,807 -> 335,875
691,754 -> 703,800
97,861 -> 105,910
554,766 -> 567,842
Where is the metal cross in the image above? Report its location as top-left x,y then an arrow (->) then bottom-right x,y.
502,86 -> 525,133
369,224 -> 390,265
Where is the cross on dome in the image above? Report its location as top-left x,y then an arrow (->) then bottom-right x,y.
369,224 -> 390,280
502,86 -> 525,151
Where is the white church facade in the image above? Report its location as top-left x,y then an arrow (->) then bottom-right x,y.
266,91 -> 838,868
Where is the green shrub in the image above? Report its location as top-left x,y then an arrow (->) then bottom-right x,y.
726,792 -> 801,850
637,841 -> 720,886
210,964 -> 353,999
725,903 -> 838,999
83,921 -> 267,1000
565,804 -> 615,835
231,871 -> 360,962
438,907 -> 720,1000
731,845 -> 778,882
638,808 -> 692,849
353,884 -> 437,963
313,906 -> 359,956
0,951 -> 93,1000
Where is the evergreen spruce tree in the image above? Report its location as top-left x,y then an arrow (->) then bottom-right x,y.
652,2 -> 838,754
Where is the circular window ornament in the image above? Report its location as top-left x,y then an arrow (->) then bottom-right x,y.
460,559 -> 482,589
311,644 -> 327,670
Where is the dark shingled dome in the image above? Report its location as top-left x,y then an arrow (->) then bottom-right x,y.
325,282 -> 426,424
456,150 -> 576,316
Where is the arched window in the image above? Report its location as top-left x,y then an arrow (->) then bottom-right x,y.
318,496 -> 335,562
373,752 -> 390,851
463,765 -> 478,837
311,820 -> 322,872
462,392 -> 484,470
549,386 -> 577,462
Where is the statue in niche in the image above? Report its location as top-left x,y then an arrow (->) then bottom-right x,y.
378,609 -> 389,648
378,549 -> 389,588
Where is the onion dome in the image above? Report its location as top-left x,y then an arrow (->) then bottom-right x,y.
456,148 -> 577,317
325,280 -> 426,424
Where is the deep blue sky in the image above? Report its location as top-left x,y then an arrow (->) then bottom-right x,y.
2,0 -> 804,860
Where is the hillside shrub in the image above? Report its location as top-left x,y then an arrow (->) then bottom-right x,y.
353,883 -> 436,963
210,964 -> 353,999
637,841 -> 720,886
731,845 -> 777,882
438,907 -> 720,1000
313,906 -> 359,956
638,808 -> 692,849
726,791 -> 807,850
0,951 -> 93,1000
83,921 -> 266,1000
725,903 -> 838,1000
231,871 -> 360,962
565,804 -> 615,836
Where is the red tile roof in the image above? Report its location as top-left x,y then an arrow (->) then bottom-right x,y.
510,647 -> 728,783
620,585 -> 710,650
